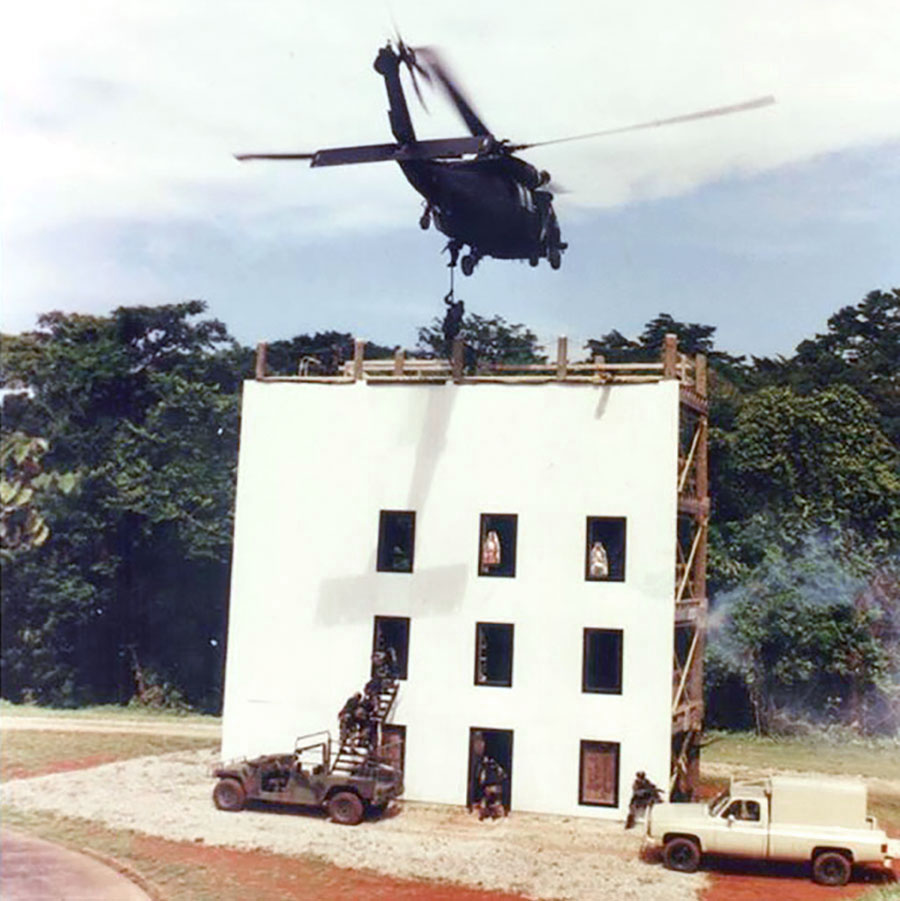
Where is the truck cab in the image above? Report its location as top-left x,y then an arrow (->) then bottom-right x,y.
647,776 -> 899,886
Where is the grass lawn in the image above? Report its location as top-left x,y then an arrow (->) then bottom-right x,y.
702,730 -> 900,781
0,699 -> 220,725
0,729 -> 215,781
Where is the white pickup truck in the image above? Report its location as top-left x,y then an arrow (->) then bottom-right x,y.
646,775 -> 900,886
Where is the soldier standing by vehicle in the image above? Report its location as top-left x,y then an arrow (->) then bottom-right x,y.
625,770 -> 663,829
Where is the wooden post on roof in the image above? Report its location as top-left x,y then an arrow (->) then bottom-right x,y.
352,338 -> 365,381
662,333 -> 678,379
393,348 -> 405,377
695,353 -> 707,398
255,342 -> 268,380
451,338 -> 464,382
556,336 -> 568,381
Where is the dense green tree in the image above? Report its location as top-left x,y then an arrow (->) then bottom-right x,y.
706,535 -> 899,734
585,313 -> 746,370
1,302 -> 242,709
710,383 -> 900,589
417,313 -> 545,365
263,331 -> 394,376
751,289 -> 900,444
1,432 -> 76,560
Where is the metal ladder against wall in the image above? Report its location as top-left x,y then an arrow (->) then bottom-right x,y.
330,678 -> 400,776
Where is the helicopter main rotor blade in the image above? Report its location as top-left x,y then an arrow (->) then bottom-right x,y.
235,153 -> 317,161
507,95 -> 775,152
235,136 -> 487,168
413,46 -> 492,139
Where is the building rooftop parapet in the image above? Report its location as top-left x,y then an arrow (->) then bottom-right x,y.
253,335 -> 707,398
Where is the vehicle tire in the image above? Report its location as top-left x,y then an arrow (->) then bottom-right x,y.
663,837 -> 700,873
549,249 -> 561,270
213,778 -> 245,812
529,255 -> 539,267
461,255 -> 475,276
327,791 -> 364,825
419,212 -> 430,230
812,851 -> 851,886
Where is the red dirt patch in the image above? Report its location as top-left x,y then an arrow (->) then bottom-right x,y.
3,755 -> 121,781
701,857 -> 899,901
131,833 -> 531,901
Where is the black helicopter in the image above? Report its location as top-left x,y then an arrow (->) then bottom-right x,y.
236,41 -> 774,276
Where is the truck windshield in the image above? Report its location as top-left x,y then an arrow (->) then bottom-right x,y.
708,791 -> 730,816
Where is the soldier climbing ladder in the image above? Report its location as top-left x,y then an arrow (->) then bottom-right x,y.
332,650 -> 401,777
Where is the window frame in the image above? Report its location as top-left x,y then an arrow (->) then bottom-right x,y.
478,513 -> 518,578
372,615 -> 411,680
376,510 -> 416,573
474,621 -> 515,688
578,739 -> 620,808
584,516 -> 627,582
582,628 -> 624,694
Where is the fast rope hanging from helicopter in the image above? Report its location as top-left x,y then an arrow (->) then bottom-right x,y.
441,261 -> 465,356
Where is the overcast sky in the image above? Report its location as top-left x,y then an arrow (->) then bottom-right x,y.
2,0 -> 898,358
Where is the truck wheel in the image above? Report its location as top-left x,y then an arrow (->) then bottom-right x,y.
812,851 -> 851,886
213,778 -> 245,812
663,837 -> 700,873
327,791 -> 364,825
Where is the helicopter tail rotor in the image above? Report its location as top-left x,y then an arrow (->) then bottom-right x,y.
394,35 -> 432,111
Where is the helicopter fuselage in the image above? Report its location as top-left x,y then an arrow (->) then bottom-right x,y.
374,43 -> 564,273
399,157 -> 555,260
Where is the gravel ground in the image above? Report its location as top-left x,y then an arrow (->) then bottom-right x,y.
1,748 -> 705,901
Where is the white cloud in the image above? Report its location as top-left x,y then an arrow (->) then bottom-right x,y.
3,0 -> 899,232
2,0 -> 899,336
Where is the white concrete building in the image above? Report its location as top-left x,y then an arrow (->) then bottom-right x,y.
221,346 -> 707,820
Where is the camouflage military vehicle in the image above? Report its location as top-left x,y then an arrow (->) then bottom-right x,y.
212,730 -> 403,825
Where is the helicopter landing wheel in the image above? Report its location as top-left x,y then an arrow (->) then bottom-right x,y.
419,210 -> 431,230
529,255 -> 539,267
549,248 -> 561,270
461,254 -> 476,276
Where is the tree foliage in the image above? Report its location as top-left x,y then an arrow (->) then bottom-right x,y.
417,313 -> 545,365
707,535 -> 899,734
1,432 -> 76,560
2,290 -> 898,732
264,331 -> 394,376
751,289 -> 900,444
1,302 -> 241,708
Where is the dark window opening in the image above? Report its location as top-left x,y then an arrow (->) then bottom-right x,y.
377,510 -> 415,573
585,517 -> 626,581
579,740 -> 620,807
467,727 -> 513,811
583,628 -> 623,694
373,616 -> 410,680
380,724 -> 406,776
478,514 -> 517,578
474,622 -> 514,687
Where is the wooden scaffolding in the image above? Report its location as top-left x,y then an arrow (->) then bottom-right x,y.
253,332 -> 709,799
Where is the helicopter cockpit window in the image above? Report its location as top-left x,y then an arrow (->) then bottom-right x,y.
516,183 -> 533,211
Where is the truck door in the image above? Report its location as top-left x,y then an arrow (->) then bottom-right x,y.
714,798 -> 768,858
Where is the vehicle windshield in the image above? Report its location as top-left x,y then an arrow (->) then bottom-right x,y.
708,791 -> 731,816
